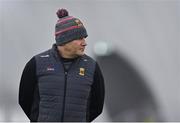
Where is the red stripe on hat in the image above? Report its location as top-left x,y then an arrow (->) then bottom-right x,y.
55,25 -> 80,36
57,16 -> 74,24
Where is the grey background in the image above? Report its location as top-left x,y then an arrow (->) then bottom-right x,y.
0,0 -> 179,121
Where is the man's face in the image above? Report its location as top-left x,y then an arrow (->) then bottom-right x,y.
63,38 -> 87,57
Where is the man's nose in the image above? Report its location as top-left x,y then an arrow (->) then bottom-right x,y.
81,39 -> 87,46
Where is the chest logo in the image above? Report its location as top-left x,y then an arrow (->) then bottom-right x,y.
47,66 -> 55,71
79,68 -> 85,76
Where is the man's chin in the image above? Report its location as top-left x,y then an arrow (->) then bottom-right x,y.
77,52 -> 85,56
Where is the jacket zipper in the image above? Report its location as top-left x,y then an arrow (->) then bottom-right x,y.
61,71 -> 68,121
60,57 -> 80,121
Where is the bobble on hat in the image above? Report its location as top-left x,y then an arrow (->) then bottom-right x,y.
56,9 -> 69,18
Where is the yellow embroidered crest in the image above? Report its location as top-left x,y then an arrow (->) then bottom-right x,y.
79,68 -> 85,76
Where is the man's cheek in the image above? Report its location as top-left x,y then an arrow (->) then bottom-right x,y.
74,41 -> 81,45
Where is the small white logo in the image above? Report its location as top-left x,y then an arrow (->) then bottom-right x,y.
83,59 -> 87,61
47,67 -> 55,71
40,55 -> 49,58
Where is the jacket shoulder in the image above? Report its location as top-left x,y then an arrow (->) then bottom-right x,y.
82,54 -> 96,64
34,49 -> 51,58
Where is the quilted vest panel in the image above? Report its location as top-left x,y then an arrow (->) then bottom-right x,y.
35,46 -> 96,121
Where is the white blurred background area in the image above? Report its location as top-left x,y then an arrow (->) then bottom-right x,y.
0,0 -> 179,122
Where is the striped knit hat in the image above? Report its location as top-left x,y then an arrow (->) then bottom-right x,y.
55,9 -> 88,45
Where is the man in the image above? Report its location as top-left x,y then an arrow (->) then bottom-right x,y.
18,8 -> 105,122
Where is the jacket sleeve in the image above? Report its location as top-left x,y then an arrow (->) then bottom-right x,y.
18,56 -> 37,120
89,62 -> 105,122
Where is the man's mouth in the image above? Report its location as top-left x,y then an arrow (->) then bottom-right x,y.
80,47 -> 85,51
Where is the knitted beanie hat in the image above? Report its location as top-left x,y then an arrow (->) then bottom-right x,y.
55,9 -> 88,45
